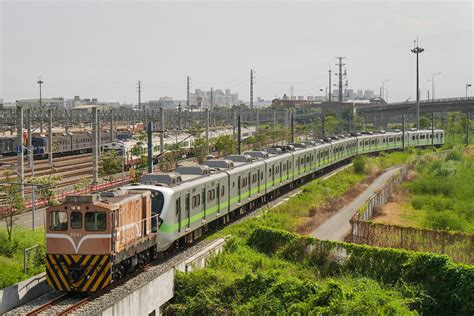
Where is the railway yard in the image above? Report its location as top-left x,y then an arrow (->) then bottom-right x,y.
2,2 -> 474,314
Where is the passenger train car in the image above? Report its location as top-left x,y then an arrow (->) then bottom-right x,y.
45,129 -> 444,292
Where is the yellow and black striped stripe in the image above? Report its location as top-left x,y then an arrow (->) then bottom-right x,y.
46,254 -> 112,292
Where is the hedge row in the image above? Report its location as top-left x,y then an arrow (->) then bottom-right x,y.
248,226 -> 474,315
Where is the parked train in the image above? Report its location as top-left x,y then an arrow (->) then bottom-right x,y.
0,131 -> 135,158
45,129 -> 444,292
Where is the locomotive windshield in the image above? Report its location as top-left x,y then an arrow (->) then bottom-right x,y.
85,212 -> 107,231
49,211 -> 68,231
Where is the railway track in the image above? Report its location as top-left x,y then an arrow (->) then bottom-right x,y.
23,293 -> 90,316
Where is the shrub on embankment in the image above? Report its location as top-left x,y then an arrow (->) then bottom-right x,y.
248,226 -> 474,315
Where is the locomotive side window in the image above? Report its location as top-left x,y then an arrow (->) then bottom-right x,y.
85,212 -> 106,231
71,212 -> 82,229
49,211 -> 68,231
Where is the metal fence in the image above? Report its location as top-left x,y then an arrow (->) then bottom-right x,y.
23,244 -> 44,274
350,151 -> 473,264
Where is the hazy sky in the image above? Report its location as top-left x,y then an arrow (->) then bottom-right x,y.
1,0 -> 472,104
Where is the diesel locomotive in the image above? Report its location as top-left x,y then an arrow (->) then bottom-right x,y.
45,129 -> 444,292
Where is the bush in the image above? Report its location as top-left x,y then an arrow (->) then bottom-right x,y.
425,211 -> 466,231
446,149 -> 463,162
353,155 -> 366,174
247,227 -> 474,315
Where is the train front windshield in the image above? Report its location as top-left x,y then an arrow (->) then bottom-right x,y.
151,190 -> 165,232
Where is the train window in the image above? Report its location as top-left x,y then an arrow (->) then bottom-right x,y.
221,186 -> 225,197
192,196 -> 197,208
70,212 -> 82,229
85,212 -> 107,231
49,211 -> 68,231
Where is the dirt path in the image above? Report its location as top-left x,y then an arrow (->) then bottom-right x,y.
312,166 -> 402,241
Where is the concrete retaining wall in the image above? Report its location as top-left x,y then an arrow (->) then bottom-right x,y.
0,273 -> 51,314
101,238 -> 226,316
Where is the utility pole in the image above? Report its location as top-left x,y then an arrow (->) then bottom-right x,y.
48,108 -> 53,165
431,113 -> 435,150
178,103 -> 182,130
205,108 -> 210,153
290,110 -> 294,143
27,109 -> 33,167
109,110 -> 114,141
237,114 -> 242,154
186,76 -> 190,109
147,121 -> 153,173
250,69 -> 255,109
160,107 -> 164,154
16,105 -> 24,198
210,87 -> 213,107
328,68 -> 332,103
232,108 -> 237,139
402,114 -> 406,152
137,81 -> 142,110
335,57 -> 346,102
427,90 -> 430,101
37,78 -> 44,133
92,107 -> 98,184
411,38 -> 424,129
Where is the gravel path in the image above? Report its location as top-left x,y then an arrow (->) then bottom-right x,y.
312,166 -> 402,241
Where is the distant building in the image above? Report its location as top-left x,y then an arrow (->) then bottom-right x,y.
189,87 -> 240,108
16,98 -> 64,109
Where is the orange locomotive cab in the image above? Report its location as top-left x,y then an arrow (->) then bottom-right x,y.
46,190 -> 158,292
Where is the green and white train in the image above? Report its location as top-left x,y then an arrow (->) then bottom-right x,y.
123,129 -> 444,252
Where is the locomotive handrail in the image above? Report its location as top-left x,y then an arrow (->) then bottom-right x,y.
115,214 -> 159,248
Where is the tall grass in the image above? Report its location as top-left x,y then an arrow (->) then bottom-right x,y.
407,150 -> 474,232
0,227 -> 45,288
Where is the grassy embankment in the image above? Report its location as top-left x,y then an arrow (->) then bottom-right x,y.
374,147 -> 474,233
0,227 -> 45,288
169,151 -> 445,314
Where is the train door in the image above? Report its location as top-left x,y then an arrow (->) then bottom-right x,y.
176,196 -> 182,233
270,165 -> 275,186
217,183 -> 221,214
248,172 -> 251,198
238,176 -> 241,203
286,160 -> 290,180
185,193 -> 190,230
202,187 -> 207,220
257,167 -> 261,193
279,162 -> 283,183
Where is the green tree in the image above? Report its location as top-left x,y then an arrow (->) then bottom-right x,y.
214,135 -> 236,156
325,113 -> 341,136
73,176 -> 91,192
28,174 -> 62,206
100,150 -> 122,178
0,172 -> 25,244
193,138 -> 208,164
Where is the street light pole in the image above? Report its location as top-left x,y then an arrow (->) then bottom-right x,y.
466,84 -> 472,98
431,72 -> 441,100
37,78 -> 44,133
411,39 -> 424,129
